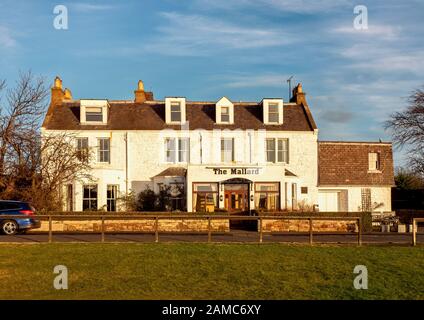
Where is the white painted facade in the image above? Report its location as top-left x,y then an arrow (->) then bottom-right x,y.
43,126 -> 321,212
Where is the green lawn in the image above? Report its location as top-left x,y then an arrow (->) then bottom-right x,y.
0,243 -> 423,300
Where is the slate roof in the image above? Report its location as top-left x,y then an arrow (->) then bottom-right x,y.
318,141 -> 395,186
42,100 -> 317,131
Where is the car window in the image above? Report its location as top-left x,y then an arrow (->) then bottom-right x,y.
0,202 -> 22,210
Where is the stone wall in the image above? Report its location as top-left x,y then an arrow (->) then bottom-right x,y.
261,219 -> 357,232
32,218 -> 230,233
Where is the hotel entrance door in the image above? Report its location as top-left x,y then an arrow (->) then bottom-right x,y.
224,184 -> 248,212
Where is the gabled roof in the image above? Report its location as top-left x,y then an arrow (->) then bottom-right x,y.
42,100 -> 317,131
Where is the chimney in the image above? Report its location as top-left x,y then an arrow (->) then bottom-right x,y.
64,88 -> 72,100
134,80 -> 146,103
51,76 -> 65,105
291,83 -> 307,105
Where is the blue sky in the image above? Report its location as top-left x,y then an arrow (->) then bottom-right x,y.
0,0 -> 423,166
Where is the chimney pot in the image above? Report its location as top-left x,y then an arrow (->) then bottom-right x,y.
54,76 -> 62,89
64,88 -> 72,100
137,80 -> 144,91
134,80 -> 146,103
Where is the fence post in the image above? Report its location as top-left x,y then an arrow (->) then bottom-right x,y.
48,215 -> 53,243
155,216 -> 159,243
259,217 -> 263,243
412,219 -> 416,246
208,216 -> 212,243
309,218 -> 313,245
101,216 -> 105,243
358,218 -> 362,246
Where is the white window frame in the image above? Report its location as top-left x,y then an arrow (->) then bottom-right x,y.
164,137 -> 190,163
97,138 -> 110,163
221,138 -> 235,163
368,152 -> 380,171
266,138 -> 289,163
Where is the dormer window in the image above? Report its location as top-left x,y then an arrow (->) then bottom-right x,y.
216,97 -> 234,124
170,101 -> 182,122
221,107 -> 230,123
165,97 -> 186,124
86,107 -> 103,122
262,99 -> 283,125
80,100 -> 108,125
268,103 -> 279,123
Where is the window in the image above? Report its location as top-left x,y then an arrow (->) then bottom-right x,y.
266,138 -> 289,163
361,188 -> 372,212
83,185 -> 97,211
266,139 -> 276,162
165,138 -> 176,162
193,183 -> 218,212
221,106 -> 230,123
301,187 -> 308,194
221,138 -> 234,162
98,138 -> 110,163
107,185 -> 118,212
368,152 -> 380,171
178,138 -> 189,163
76,137 -> 89,162
170,101 -> 181,122
277,139 -> 289,163
268,103 -> 279,123
65,184 -> 73,211
164,138 -> 189,163
85,107 -> 103,122
292,183 -> 297,210
255,183 -> 280,211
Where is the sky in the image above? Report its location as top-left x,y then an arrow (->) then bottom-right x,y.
0,0 -> 423,167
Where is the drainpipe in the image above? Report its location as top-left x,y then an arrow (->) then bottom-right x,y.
125,132 -> 129,195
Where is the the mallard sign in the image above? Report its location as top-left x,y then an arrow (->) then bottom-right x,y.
207,167 -> 262,175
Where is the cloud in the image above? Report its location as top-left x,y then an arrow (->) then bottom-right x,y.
332,24 -> 401,40
220,74 -> 290,88
0,26 -> 17,48
319,109 -> 354,123
191,0 -> 351,14
145,12 -> 292,56
72,3 -> 115,12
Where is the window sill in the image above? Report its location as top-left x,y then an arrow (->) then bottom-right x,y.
368,170 -> 382,174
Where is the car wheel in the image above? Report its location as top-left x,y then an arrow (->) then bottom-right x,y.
2,220 -> 19,235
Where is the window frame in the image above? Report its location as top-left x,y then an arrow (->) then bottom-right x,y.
164,137 -> 190,163
220,106 -> 230,123
85,106 -> 103,122
266,138 -> 289,163
268,103 -> 280,124
368,152 -> 381,171
82,184 -> 98,211
254,182 -> 280,211
97,138 -> 110,163
220,138 -> 235,163
107,185 -> 119,212
76,137 -> 89,162
170,101 -> 182,123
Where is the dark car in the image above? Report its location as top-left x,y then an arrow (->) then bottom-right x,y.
0,200 -> 41,235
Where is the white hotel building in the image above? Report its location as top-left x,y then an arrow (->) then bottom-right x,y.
42,78 -> 394,213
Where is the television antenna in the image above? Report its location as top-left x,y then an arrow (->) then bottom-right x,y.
287,76 -> 294,101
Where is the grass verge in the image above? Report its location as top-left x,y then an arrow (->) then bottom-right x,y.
0,243 -> 423,300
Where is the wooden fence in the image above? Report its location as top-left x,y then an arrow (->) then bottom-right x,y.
1,214 -> 363,245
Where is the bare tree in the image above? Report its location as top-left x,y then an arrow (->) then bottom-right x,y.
385,87 -> 424,176
0,72 -> 92,211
